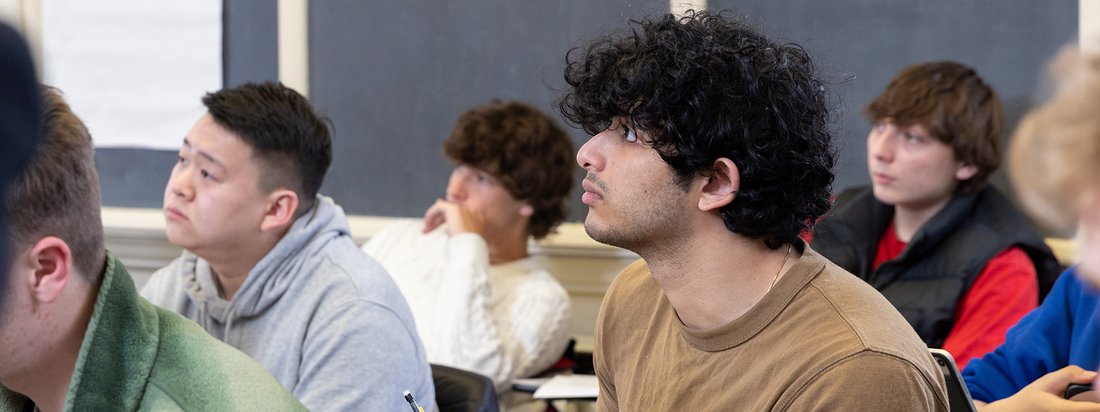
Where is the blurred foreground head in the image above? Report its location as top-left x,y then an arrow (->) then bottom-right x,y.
1009,46 -> 1100,281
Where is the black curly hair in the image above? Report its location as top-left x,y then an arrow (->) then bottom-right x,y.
558,11 -> 835,251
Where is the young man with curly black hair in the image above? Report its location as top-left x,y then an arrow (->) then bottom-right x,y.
363,100 -> 574,409
561,11 -> 948,410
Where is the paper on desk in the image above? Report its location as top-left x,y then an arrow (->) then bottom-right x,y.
533,374 -> 599,399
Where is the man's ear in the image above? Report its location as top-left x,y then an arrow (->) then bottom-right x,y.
519,202 -> 534,218
260,189 -> 300,232
24,236 -> 74,303
698,158 -> 740,212
956,163 -> 979,181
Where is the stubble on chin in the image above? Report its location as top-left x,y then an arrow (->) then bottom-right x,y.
583,217 -> 651,254
584,220 -> 620,248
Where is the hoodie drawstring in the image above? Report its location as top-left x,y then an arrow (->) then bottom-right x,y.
224,307 -> 236,344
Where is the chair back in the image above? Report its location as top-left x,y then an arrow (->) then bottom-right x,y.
431,363 -> 499,412
929,349 -> 976,412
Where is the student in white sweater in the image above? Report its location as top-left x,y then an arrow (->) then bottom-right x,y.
363,101 -> 575,403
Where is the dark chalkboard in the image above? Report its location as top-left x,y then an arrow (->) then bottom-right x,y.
707,0 -> 1077,199
308,0 -> 668,218
96,1 -> 1078,223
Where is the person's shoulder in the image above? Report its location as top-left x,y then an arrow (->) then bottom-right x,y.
136,252 -> 201,309
363,218 -> 446,252
808,267 -> 899,329
144,305 -> 306,410
802,250 -> 931,354
970,186 -> 1043,233
313,233 -> 394,286
965,187 -> 1056,259
974,186 -> 1022,212
782,350 -> 948,411
507,264 -> 572,311
770,252 -> 885,348
774,263 -> 947,407
1057,267 -> 1100,303
298,238 -> 418,318
368,218 -> 431,244
802,248 -> 878,301
141,374 -> 304,411
147,304 -> 260,369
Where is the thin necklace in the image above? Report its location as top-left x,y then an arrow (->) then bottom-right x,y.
767,244 -> 793,293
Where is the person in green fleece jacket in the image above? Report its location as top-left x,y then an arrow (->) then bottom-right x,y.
0,85 -> 305,412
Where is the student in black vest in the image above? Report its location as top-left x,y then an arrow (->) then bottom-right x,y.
811,61 -> 1060,368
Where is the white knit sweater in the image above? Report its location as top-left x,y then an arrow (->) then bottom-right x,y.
362,219 -> 573,395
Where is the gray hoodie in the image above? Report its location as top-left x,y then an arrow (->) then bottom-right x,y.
141,196 -> 435,411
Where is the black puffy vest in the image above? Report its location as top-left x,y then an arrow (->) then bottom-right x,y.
810,186 -> 1061,348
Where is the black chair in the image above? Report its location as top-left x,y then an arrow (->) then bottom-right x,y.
929,349 -> 976,412
431,364 -> 499,412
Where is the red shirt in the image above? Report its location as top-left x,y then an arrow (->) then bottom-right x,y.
873,221 -> 1038,368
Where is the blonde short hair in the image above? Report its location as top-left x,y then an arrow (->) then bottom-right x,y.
1009,47 -> 1100,233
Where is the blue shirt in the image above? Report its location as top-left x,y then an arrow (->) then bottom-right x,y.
963,267 -> 1100,402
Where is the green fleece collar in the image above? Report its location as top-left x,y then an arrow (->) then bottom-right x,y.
64,252 -> 159,410
1,253 -> 155,411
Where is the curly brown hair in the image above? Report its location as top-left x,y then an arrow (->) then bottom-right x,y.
444,100 -> 575,239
